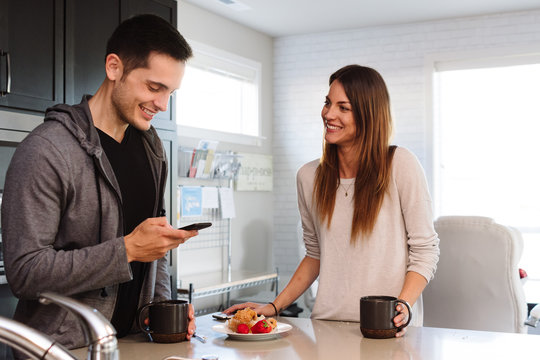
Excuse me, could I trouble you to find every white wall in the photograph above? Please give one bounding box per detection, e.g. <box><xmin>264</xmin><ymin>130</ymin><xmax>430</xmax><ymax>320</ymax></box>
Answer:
<box><xmin>273</xmin><ymin>10</ymin><xmax>540</xmax><ymax>275</ymax></box>
<box><xmin>176</xmin><ymin>2</ymin><xmax>275</xmax><ymax>281</ymax></box>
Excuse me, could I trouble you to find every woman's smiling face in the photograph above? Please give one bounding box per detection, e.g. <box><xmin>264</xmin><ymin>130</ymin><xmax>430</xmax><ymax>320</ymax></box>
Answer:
<box><xmin>321</xmin><ymin>80</ymin><xmax>356</xmax><ymax>148</ymax></box>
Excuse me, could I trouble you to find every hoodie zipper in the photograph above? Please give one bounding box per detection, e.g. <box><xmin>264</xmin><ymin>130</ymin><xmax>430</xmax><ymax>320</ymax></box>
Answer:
<box><xmin>93</xmin><ymin>155</ymin><xmax>124</xmax><ymax>304</ymax></box>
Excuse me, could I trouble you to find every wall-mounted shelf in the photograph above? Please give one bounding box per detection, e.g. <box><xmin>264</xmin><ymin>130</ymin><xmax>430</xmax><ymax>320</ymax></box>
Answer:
<box><xmin>178</xmin><ymin>270</ymin><xmax>278</xmax><ymax>306</ymax></box>
<box><xmin>178</xmin><ymin>146</ymin><xmax>241</xmax><ymax>180</ymax></box>
<box><xmin>176</xmin><ymin>157</ymin><xmax>277</xmax><ymax>315</ymax></box>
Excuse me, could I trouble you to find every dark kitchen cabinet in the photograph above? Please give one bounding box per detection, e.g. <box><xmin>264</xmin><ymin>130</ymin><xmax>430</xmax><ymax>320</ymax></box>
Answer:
<box><xmin>156</xmin><ymin>129</ymin><xmax>178</xmax><ymax>298</ymax></box>
<box><xmin>0</xmin><ymin>0</ymin><xmax>64</xmax><ymax>113</ymax></box>
<box><xmin>122</xmin><ymin>0</ymin><xmax>178</xmax><ymax>25</ymax></box>
<box><xmin>1</xmin><ymin>0</ymin><xmax>177</xmax><ymax>130</ymax></box>
<box><xmin>64</xmin><ymin>0</ymin><xmax>121</xmax><ymax>106</ymax></box>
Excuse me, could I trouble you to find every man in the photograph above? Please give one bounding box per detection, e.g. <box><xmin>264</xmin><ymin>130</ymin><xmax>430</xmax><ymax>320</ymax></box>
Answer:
<box><xmin>1</xmin><ymin>14</ymin><xmax>196</xmax><ymax>349</ymax></box>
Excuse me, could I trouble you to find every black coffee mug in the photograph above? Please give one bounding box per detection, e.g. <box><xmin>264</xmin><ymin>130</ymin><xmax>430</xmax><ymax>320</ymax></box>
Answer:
<box><xmin>360</xmin><ymin>295</ymin><xmax>411</xmax><ymax>339</ymax></box>
<box><xmin>137</xmin><ymin>299</ymin><xmax>189</xmax><ymax>343</ymax></box>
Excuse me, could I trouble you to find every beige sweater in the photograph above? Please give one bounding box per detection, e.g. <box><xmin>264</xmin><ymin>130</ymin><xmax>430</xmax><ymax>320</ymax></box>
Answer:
<box><xmin>297</xmin><ymin>147</ymin><xmax>439</xmax><ymax>326</ymax></box>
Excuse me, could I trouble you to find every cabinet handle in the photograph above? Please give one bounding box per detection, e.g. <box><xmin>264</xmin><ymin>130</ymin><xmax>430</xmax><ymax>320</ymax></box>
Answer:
<box><xmin>1</xmin><ymin>50</ymin><xmax>11</xmax><ymax>97</ymax></box>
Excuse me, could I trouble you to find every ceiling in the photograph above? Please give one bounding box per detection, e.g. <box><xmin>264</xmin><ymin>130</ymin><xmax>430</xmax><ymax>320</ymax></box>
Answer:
<box><xmin>182</xmin><ymin>0</ymin><xmax>540</xmax><ymax>37</ymax></box>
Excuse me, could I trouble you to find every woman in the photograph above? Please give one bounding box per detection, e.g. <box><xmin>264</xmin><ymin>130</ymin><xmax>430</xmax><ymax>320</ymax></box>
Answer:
<box><xmin>225</xmin><ymin>65</ymin><xmax>439</xmax><ymax>337</ymax></box>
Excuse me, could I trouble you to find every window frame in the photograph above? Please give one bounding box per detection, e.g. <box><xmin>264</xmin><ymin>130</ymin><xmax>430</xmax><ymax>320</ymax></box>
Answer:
<box><xmin>426</xmin><ymin>46</ymin><xmax>540</xmax><ymax>280</ymax></box>
<box><xmin>176</xmin><ymin>40</ymin><xmax>264</xmax><ymax>147</ymax></box>
<box><xmin>425</xmin><ymin>46</ymin><xmax>540</xmax><ymax>215</ymax></box>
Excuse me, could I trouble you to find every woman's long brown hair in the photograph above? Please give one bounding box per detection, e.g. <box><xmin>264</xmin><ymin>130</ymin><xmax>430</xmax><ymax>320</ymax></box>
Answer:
<box><xmin>314</xmin><ymin>65</ymin><xmax>395</xmax><ymax>242</ymax></box>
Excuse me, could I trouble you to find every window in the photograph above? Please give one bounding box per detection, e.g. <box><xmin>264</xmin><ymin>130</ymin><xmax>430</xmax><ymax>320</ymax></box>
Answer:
<box><xmin>433</xmin><ymin>55</ymin><xmax>540</xmax><ymax>278</ymax></box>
<box><xmin>176</xmin><ymin>41</ymin><xmax>262</xmax><ymax>145</ymax></box>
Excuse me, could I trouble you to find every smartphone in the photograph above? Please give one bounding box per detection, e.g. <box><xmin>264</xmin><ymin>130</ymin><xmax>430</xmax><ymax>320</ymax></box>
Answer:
<box><xmin>179</xmin><ymin>222</ymin><xmax>212</xmax><ymax>231</ymax></box>
<box><xmin>212</xmin><ymin>313</ymin><xmax>231</xmax><ymax>321</ymax></box>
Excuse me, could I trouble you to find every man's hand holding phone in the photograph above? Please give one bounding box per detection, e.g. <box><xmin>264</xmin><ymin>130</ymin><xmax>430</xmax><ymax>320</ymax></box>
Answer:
<box><xmin>125</xmin><ymin>218</ymin><xmax>210</xmax><ymax>262</ymax></box>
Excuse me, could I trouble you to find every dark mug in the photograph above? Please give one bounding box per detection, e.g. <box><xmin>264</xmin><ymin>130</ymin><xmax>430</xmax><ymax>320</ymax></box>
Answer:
<box><xmin>360</xmin><ymin>295</ymin><xmax>411</xmax><ymax>339</ymax></box>
<box><xmin>136</xmin><ymin>300</ymin><xmax>189</xmax><ymax>343</ymax></box>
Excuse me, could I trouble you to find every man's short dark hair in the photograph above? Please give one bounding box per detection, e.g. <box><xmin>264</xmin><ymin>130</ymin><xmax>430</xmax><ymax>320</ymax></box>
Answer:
<box><xmin>106</xmin><ymin>14</ymin><xmax>193</xmax><ymax>76</ymax></box>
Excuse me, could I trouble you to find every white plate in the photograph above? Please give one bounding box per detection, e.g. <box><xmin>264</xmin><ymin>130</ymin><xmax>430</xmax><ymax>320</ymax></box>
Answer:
<box><xmin>212</xmin><ymin>322</ymin><xmax>293</xmax><ymax>341</ymax></box>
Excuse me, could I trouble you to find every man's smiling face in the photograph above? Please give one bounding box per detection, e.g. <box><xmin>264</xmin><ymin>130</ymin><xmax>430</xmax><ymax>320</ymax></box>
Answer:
<box><xmin>111</xmin><ymin>52</ymin><xmax>185</xmax><ymax>131</ymax></box>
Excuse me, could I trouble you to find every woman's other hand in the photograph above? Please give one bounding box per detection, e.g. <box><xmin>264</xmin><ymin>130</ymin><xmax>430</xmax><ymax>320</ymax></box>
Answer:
<box><xmin>223</xmin><ymin>302</ymin><xmax>277</xmax><ymax>317</ymax></box>
<box><xmin>393</xmin><ymin>302</ymin><xmax>409</xmax><ymax>337</ymax></box>
<box><xmin>186</xmin><ymin>303</ymin><xmax>196</xmax><ymax>340</ymax></box>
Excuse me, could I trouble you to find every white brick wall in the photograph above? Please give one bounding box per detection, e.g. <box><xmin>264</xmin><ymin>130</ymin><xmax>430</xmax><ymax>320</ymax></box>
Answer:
<box><xmin>273</xmin><ymin>10</ymin><xmax>540</xmax><ymax>275</ymax></box>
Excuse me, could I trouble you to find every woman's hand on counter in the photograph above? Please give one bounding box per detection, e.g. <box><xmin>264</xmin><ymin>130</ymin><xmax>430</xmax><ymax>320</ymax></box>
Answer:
<box><xmin>187</xmin><ymin>303</ymin><xmax>196</xmax><ymax>340</ymax></box>
<box><xmin>223</xmin><ymin>302</ymin><xmax>276</xmax><ymax>317</ymax></box>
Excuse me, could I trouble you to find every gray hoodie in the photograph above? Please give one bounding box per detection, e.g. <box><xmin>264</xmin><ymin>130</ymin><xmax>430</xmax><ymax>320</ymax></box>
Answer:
<box><xmin>1</xmin><ymin>96</ymin><xmax>171</xmax><ymax>349</ymax></box>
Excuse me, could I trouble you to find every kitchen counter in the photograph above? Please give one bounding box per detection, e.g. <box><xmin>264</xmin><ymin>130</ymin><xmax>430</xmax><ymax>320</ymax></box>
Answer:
<box><xmin>71</xmin><ymin>314</ymin><xmax>538</xmax><ymax>359</ymax></box>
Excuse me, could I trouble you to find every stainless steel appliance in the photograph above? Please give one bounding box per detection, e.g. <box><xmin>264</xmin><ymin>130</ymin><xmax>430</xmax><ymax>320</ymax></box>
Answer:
<box><xmin>0</xmin><ymin>126</ymin><xmax>30</xmax><ymax>285</ymax></box>
<box><xmin>1</xmin><ymin>102</ymin><xmax>43</xmax><ymax>360</ymax></box>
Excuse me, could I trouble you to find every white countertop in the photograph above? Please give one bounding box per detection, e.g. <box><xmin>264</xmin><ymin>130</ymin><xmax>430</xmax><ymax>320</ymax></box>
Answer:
<box><xmin>71</xmin><ymin>314</ymin><xmax>539</xmax><ymax>359</ymax></box>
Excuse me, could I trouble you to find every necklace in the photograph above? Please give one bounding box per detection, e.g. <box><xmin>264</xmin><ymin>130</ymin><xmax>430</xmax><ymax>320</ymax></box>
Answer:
<box><xmin>340</xmin><ymin>182</ymin><xmax>354</xmax><ymax>197</ymax></box>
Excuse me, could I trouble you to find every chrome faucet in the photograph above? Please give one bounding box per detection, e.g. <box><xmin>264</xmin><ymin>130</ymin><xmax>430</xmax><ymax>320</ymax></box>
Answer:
<box><xmin>39</xmin><ymin>292</ymin><xmax>119</xmax><ymax>360</ymax></box>
<box><xmin>0</xmin><ymin>292</ymin><xmax>118</xmax><ymax>359</ymax></box>
<box><xmin>0</xmin><ymin>316</ymin><xmax>77</xmax><ymax>360</ymax></box>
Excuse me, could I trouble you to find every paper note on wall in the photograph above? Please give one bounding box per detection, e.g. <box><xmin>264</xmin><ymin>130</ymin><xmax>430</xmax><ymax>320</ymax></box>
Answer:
<box><xmin>180</xmin><ymin>186</ymin><xmax>203</xmax><ymax>217</ymax></box>
<box><xmin>219</xmin><ymin>187</ymin><xmax>236</xmax><ymax>219</ymax></box>
<box><xmin>236</xmin><ymin>153</ymin><xmax>273</xmax><ymax>191</ymax></box>
<box><xmin>202</xmin><ymin>187</ymin><xmax>219</xmax><ymax>208</ymax></box>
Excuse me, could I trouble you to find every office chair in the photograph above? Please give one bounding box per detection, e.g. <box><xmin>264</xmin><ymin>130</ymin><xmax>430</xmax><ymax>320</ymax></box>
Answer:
<box><xmin>423</xmin><ymin>216</ymin><xmax>527</xmax><ymax>333</ymax></box>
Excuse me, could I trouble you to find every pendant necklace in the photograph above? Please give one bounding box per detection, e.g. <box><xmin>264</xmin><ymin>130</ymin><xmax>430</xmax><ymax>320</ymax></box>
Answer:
<box><xmin>340</xmin><ymin>182</ymin><xmax>354</xmax><ymax>197</ymax></box>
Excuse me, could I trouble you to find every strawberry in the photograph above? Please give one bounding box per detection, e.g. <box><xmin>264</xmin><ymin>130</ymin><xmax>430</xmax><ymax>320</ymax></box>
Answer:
<box><xmin>237</xmin><ymin>324</ymin><xmax>249</xmax><ymax>334</ymax></box>
<box><xmin>250</xmin><ymin>319</ymin><xmax>272</xmax><ymax>334</ymax></box>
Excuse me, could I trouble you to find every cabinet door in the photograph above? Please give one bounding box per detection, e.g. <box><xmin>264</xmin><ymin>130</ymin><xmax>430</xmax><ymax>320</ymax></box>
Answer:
<box><xmin>121</xmin><ymin>0</ymin><xmax>177</xmax><ymax>28</ymax></box>
<box><xmin>156</xmin><ymin>129</ymin><xmax>178</xmax><ymax>299</ymax></box>
<box><xmin>64</xmin><ymin>0</ymin><xmax>121</xmax><ymax>105</ymax></box>
<box><xmin>0</xmin><ymin>0</ymin><xmax>63</xmax><ymax>113</ymax></box>
<box><xmin>156</xmin><ymin>129</ymin><xmax>178</xmax><ymax>235</ymax></box>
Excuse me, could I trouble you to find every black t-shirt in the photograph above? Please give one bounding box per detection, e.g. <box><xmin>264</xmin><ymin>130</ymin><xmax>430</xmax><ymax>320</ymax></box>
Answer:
<box><xmin>98</xmin><ymin>125</ymin><xmax>156</xmax><ymax>338</ymax></box>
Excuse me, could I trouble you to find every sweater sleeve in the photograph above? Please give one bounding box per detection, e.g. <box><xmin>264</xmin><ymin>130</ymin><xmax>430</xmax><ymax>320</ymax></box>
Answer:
<box><xmin>394</xmin><ymin>148</ymin><xmax>440</xmax><ymax>282</ymax></box>
<box><xmin>297</xmin><ymin>161</ymin><xmax>321</xmax><ymax>260</ymax></box>
<box><xmin>2</xmin><ymin>133</ymin><xmax>132</xmax><ymax>299</ymax></box>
